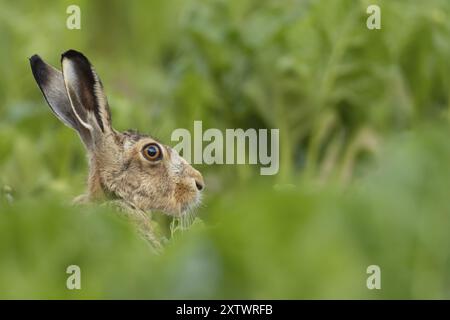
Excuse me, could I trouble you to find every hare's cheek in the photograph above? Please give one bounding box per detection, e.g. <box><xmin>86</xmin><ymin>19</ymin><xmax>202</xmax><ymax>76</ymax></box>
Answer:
<box><xmin>173</xmin><ymin>182</ymin><xmax>196</xmax><ymax>205</ymax></box>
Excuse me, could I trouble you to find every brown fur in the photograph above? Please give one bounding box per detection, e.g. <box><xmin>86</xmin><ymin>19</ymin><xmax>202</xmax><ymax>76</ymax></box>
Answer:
<box><xmin>88</xmin><ymin>130</ymin><xmax>204</xmax><ymax>216</ymax></box>
<box><xmin>30</xmin><ymin>50</ymin><xmax>204</xmax><ymax>250</ymax></box>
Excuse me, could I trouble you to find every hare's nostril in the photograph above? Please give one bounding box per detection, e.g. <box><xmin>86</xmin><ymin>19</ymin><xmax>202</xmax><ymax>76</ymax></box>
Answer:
<box><xmin>195</xmin><ymin>179</ymin><xmax>204</xmax><ymax>191</ymax></box>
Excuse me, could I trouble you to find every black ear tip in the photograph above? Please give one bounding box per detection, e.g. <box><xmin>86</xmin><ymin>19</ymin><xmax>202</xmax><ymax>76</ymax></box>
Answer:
<box><xmin>29</xmin><ymin>54</ymin><xmax>48</xmax><ymax>83</ymax></box>
<box><xmin>30</xmin><ymin>54</ymin><xmax>45</xmax><ymax>81</ymax></box>
<box><xmin>61</xmin><ymin>49</ymin><xmax>88</xmax><ymax>62</ymax></box>
<box><xmin>29</xmin><ymin>54</ymin><xmax>43</xmax><ymax>67</ymax></box>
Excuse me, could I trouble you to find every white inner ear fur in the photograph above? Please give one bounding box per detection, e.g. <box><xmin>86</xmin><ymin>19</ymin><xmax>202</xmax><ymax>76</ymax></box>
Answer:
<box><xmin>62</xmin><ymin>59</ymin><xmax>93</xmax><ymax>132</ymax></box>
<box><xmin>92</xmin><ymin>67</ymin><xmax>110</xmax><ymax>130</ymax></box>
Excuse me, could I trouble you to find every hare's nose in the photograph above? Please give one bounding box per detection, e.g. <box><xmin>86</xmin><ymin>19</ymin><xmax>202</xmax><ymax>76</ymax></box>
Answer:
<box><xmin>191</xmin><ymin>170</ymin><xmax>204</xmax><ymax>191</ymax></box>
<box><xmin>195</xmin><ymin>178</ymin><xmax>204</xmax><ymax>191</ymax></box>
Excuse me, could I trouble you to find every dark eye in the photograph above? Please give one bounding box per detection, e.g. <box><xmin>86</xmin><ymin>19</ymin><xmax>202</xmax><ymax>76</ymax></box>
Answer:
<box><xmin>142</xmin><ymin>143</ymin><xmax>162</xmax><ymax>161</ymax></box>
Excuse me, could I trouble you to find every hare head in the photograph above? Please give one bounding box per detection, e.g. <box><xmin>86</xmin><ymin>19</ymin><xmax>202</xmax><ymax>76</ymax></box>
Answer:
<box><xmin>30</xmin><ymin>50</ymin><xmax>204</xmax><ymax>216</ymax></box>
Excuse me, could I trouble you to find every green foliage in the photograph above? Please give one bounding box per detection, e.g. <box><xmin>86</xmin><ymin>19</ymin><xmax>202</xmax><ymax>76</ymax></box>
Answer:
<box><xmin>0</xmin><ymin>0</ymin><xmax>449</xmax><ymax>298</ymax></box>
<box><xmin>1</xmin><ymin>127</ymin><xmax>449</xmax><ymax>299</ymax></box>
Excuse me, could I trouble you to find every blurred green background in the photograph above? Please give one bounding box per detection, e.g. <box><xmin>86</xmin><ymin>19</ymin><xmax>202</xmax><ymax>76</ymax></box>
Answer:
<box><xmin>1</xmin><ymin>0</ymin><xmax>450</xmax><ymax>299</ymax></box>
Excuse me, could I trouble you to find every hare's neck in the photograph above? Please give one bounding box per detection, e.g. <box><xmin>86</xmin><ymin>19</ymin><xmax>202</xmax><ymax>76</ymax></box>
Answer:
<box><xmin>87</xmin><ymin>155</ymin><xmax>107</xmax><ymax>201</ymax></box>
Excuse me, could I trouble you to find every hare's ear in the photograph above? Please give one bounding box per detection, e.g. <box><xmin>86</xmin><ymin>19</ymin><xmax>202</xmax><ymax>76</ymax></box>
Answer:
<box><xmin>61</xmin><ymin>50</ymin><xmax>112</xmax><ymax>138</ymax></box>
<box><xmin>29</xmin><ymin>54</ymin><xmax>93</xmax><ymax>149</ymax></box>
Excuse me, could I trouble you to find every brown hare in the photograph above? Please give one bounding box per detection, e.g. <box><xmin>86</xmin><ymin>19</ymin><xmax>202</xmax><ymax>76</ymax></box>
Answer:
<box><xmin>29</xmin><ymin>50</ymin><xmax>204</xmax><ymax>251</ymax></box>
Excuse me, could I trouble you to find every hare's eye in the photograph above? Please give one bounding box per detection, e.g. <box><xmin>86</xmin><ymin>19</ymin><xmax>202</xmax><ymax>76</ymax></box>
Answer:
<box><xmin>143</xmin><ymin>143</ymin><xmax>162</xmax><ymax>161</ymax></box>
